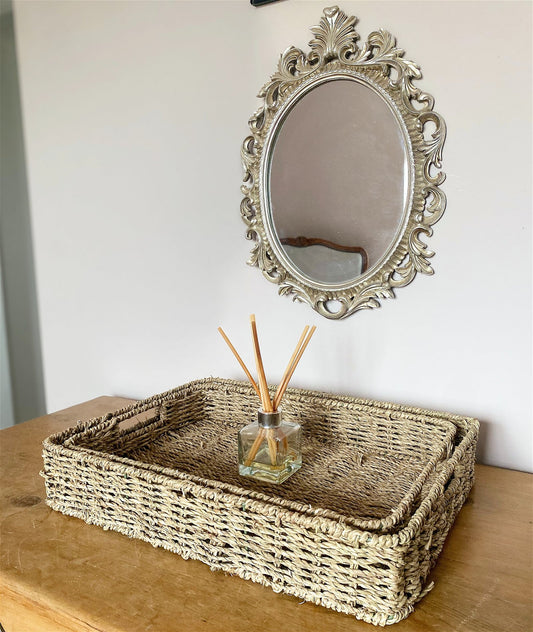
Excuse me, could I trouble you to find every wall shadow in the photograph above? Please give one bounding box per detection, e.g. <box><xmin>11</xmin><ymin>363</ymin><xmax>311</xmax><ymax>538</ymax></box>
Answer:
<box><xmin>475</xmin><ymin>418</ymin><xmax>489</xmax><ymax>464</ymax></box>
<box><xmin>0</xmin><ymin>1</ymin><xmax>46</xmax><ymax>424</ymax></box>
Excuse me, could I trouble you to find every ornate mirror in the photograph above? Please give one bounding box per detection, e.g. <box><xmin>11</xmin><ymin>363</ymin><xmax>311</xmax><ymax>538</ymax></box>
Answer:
<box><xmin>241</xmin><ymin>6</ymin><xmax>446</xmax><ymax>319</ymax></box>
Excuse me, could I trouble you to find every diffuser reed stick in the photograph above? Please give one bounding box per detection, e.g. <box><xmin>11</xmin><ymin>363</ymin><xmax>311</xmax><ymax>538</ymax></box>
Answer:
<box><xmin>217</xmin><ymin>327</ymin><xmax>261</xmax><ymax>399</ymax></box>
<box><xmin>272</xmin><ymin>325</ymin><xmax>309</xmax><ymax>411</ymax></box>
<box><xmin>250</xmin><ymin>314</ymin><xmax>277</xmax><ymax>464</ymax></box>
<box><xmin>273</xmin><ymin>326</ymin><xmax>316</xmax><ymax>411</ymax></box>
<box><xmin>250</xmin><ymin>314</ymin><xmax>273</xmax><ymax>413</ymax></box>
<box><xmin>244</xmin><ymin>428</ymin><xmax>266</xmax><ymax>467</ymax></box>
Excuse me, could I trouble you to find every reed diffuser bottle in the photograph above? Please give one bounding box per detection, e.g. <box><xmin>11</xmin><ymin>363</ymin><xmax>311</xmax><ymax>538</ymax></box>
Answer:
<box><xmin>218</xmin><ymin>314</ymin><xmax>315</xmax><ymax>485</ymax></box>
<box><xmin>238</xmin><ymin>410</ymin><xmax>301</xmax><ymax>484</ymax></box>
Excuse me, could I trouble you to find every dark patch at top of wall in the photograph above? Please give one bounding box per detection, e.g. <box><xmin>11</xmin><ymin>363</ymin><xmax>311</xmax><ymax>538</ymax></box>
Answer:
<box><xmin>251</xmin><ymin>0</ymin><xmax>282</xmax><ymax>6</ymax></box>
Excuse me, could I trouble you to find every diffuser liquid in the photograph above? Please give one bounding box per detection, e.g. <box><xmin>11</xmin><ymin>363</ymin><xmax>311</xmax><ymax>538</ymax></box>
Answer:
<box><xmin>238</xmin><ymin>420</ymin><xmax>302</xmax><ymax>485</ymax></box>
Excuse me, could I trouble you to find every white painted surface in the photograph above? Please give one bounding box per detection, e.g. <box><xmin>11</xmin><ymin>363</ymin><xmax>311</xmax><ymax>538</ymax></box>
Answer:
<box><xmin>13</xmin><ymin>1</ymin><xmax>532</xmax><ymax>471</ymax></box>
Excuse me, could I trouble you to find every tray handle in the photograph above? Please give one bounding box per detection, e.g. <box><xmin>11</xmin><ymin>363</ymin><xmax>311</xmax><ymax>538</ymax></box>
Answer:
<box><xmin>69</xmin><ymin>402</ymin><xmax>163</xmax><ymax>443</ymax></box>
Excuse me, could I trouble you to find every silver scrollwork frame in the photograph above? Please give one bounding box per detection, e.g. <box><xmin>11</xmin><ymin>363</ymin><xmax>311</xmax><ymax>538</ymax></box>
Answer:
<box><xmin>241</xmin><ymin>6</ymin><xmax>446</xmax><ymax>319</ymax></box>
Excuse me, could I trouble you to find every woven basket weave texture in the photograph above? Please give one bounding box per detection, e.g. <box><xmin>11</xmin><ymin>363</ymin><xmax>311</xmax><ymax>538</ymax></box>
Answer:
<box><xmin>42</xmin><ymin>378</ymin><xmax>478</xmax><ymax>626</ymax></box>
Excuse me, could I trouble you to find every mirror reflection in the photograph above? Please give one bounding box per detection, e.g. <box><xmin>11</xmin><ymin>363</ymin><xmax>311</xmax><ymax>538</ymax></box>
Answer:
<box><xmin>269</xmin><ymin>78</ymin><xmax>409</xmax><ymax>285</ymax></box>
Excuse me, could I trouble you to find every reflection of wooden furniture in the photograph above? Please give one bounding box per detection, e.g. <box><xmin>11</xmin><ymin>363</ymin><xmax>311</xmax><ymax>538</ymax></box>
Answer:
<box><xmin>280</xmin><ymin>236</ymin><xmax>368</xmax><ymax>272</ymax></box>
<box><xmin>1</xmin><ymin>398</ymin><xmax>532</xmax><ymax>632</ymax></box>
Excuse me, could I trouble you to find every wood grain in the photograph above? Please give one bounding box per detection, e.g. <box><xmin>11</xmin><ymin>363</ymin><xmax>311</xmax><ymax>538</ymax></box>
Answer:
<box><xmin>1</xmin><ymin>397</ymin><xmax>532</xmax><ymax>632</ymax></box>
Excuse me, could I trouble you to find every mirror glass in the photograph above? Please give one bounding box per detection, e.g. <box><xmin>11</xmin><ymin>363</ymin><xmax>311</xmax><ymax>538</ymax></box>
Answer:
<box><xmin>268</xmin><ymin>78</ymin><xmax>409</xmax><ymax>285</ymax></box>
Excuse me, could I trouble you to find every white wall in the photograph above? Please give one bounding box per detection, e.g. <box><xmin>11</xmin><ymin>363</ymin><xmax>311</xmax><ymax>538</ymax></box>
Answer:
<box><xmin>13</xmin><ymin>1</ymin><xmax>532</xmax><ymax>472</ymax></box>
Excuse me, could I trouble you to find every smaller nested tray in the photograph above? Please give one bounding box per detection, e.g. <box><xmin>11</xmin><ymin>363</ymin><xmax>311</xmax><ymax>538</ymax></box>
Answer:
<box><xmin>42</xmin><ymin>378</ymin><xmax>478</xmax><ymax>626</ymax></box>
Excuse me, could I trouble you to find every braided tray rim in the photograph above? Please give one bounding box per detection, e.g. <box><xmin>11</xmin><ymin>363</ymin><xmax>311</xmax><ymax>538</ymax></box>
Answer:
<box><xmin>42</xmin><ymin>378</ymin><xmax>479</xmax><ymax>626</ymax></box>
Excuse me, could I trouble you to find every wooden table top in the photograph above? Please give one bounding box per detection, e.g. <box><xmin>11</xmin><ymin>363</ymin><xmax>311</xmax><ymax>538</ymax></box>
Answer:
<box><xmin>1</xmin><ymin>397</ymin><xmax>532</xmax><ymax>632</ymax></box>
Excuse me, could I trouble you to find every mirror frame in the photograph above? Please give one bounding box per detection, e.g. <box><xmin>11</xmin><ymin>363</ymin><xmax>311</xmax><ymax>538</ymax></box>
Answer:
<box><xmin>241</xmin><ymin>6</ymin><xmax>446</xmax><ymax>319</ymax></box>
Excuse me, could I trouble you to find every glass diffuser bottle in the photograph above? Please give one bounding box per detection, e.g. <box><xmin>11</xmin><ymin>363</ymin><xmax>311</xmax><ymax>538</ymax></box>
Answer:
<box><xmin>238</xmin><ymin>409</ymin><xmax>301</xmax><ymax>484</ymax></box>
<box><xmin>219</xmin><ymin>314</ymin><xmax>315</xmax><ymax>485</ymax></box>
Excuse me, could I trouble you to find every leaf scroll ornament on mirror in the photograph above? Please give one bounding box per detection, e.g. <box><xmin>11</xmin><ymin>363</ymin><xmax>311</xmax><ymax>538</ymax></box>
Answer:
<box><xmin>240</xmin><ymin>6</ymin><xmax>446</xmax><ymax>319</ymax></box>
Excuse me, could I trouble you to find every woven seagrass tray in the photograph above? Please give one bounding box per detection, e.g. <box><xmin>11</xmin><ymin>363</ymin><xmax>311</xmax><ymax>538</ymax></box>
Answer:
<box><xmin>42</xmin><ymin>378</ymin><xmax>479</xmax><ymax>626</ymax></box>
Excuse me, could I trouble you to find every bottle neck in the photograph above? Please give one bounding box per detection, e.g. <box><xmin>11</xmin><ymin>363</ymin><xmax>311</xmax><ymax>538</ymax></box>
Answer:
<box><xmin>258</xmin><ymin>409</ymin><xmax>281</xmax><ymax>428</ymax></box>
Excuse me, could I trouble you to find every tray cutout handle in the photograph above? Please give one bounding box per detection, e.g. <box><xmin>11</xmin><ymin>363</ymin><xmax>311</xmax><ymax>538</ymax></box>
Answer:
<box><xmin>65</xmin><ymin>405</ymin><xmax>162</xmax><ymax>450</ymax></box>
<box><xmin>113</xmin><ymin>407</ymin><xmax>161</xmax><ymax>431</ymax></box>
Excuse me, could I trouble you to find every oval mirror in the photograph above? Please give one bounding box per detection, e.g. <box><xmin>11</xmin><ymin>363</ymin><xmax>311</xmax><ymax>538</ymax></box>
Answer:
<box><xmin>268</xmin><ymin>77</ymin><xmax>409</xmax><ymax>286</ymax></box>
<box><xmin>241</xmin><ymin>6</ymin><xmax>446</xmax><ymax>319</ymax></box>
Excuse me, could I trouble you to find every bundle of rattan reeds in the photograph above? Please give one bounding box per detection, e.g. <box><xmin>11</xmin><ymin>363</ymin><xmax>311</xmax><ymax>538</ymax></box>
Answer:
<box><xmin>218</xmin><ymin>315</ymin><xmax>315</xmax><ymax>466</ymax></box>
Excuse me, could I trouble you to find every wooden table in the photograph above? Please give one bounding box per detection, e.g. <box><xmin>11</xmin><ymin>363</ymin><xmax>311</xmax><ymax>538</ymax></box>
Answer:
<box><xmin>1</xmin><ymin>398</ymin><xmax>532</xmax><ymax>632</ymax></box>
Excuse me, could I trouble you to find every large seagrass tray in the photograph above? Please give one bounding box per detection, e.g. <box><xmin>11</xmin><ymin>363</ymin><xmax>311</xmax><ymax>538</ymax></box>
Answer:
<box><xmin>42</xmin><ymin>378</ymin><xmax>479</xmax><ymax>626</ymax></box>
